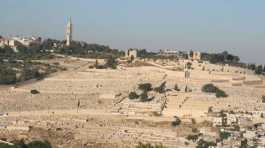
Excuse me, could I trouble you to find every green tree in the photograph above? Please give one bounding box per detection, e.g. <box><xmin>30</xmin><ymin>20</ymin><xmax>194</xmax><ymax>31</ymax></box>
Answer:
<box><xmin>248</xmin><ymin>64</ymin><xmax>256</xmax><ymax>71</ymax></box>
<box><xmin>202</xmin><ymin>84</ymin><xmax>228</xmax><ymax>98</ymax></box>
<box><xmin>255</xmin><ymin>65</ymin><xmax>263</xmax><ymax>75</ymax></box>
<box><xmin>219</xmin><ymin>131</ymin><xmax>231</xmax><ymax>141</ymax></box>
<box><xmin>216</xmin><ymin>89</ymin><xmax>228</xmax><ymax>98</ymax></box>
<box><xmin>202</xmin><ymin>84</ymin><xmax>219</xmax><ymax>93</ymax></box>
<box><xmin>129</xmin><ymin>92</ymin><xmax>139</xmax><ymax>100</ymax></box>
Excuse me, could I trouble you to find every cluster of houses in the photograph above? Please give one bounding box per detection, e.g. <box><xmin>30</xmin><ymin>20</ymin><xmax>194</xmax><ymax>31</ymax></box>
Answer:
<box><xmin>0</xmin><ymin>36</ymin><xmax>41</xmax><ymax>52</ymax></box>
<box><xmin>208</xmin><ymin>110</ymin><xmax>265</xmax><ymax>147</ymax></box>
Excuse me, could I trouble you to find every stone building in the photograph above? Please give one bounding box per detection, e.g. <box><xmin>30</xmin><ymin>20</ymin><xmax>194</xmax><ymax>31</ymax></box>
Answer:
<box><xmin>189</xmin><ymin>51</ymin><xmax>201</xmax><ymax>60</ymax></box>
<box><xmin>193</xmin><ymin>51</ymin><xmax>201</xmax><ymax>60</ymax></box>
<box><xmin>125</xmin><ymin>49</ymin><xmax>137</xmax><ymax>61</ymax></box>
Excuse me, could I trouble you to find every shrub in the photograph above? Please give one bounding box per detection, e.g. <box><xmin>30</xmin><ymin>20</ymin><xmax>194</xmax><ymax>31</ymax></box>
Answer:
<box><xmin>31</xmin><ymin>89</ymin><xmax>40</xmax><ymax>94</ymax></box>
<box><xmin>255</xmin><ymin>65</ymin><xmax>263</xmax><ymax>75</ymax></box>
<box><xmin>233</xmin><ymin>125</ymin><xmax>240</xmax><ymax>131</ymax></box>
<box><xmin>184</xmin><ymin>86</ymin><xmax>192</xmax><ymax>92</ymax></box>
<box><xmin>140</xmin><ymin>91</ymin><xmax>151</xmax><ymax>102</ymax></box>
<box><xmin>184</xmin><ymin>142</ymin><xmax>189</xmax><ymax>146</ymax></box>
<box><xmin>136</xmin><ymin>142</ymin><xmax>167</xmax><ymax>148</ymax></box>
<box><xmin>138</xmin><ymin>83</ymin><xmax>152</xmax><ymax>92</ymax></box>
<box><xmin>208</xmin><ymin>106</ymin><xmax>213</xmax><ymax>113</ymax></box>
<box><xmin>262</xmin><ymin>95</ymin><xmax>265</xmax><ymax>103</ymax></box>
<box><xmin>154</xmin><ymin>81</ymin><xmax>166</xmax><ymax>93</ymax></box>
<box><xmin>0</xmin><ymin>143</ymin><xmax>17</xmax><ymax>148</ymax></box>
<box><xmin>192</xmin><ymin>128</ymin><xmax>199</xmax><ymax>133</ymax></box>
<box><xmin>186</xmin><ymin>62</ymin><xmax>192</xmax><ymax>69</ymax></box>
<box><xmin>240</xmin><ymin>139</ymin><xmax>248</xmax><ymax>148</ymax></box>
<box><xmin>186</xmin><ymin>134</ymin><xmax>199</xmax><ymax>142</ymax></box>
<box><xmin>191</xmin><ymin>118</ymin><xmax>197</xmax><ymax>124</ymax></box>
<box><xmin>0</xmin><ymin>68</ymin><xmax>17</xmax><ymax>84</ymax></box>
<box><xmin>216</xmin><ymin>89</ymin><xmax>228</xmax><ymax>98</ymax></box>
<box><xmin>95</xmin><ymin>65</ymin><xmax>106</xmax><ymax>69</ymax></box>
<box><xmin>94</xmin><ymin>59</ymin><xmax>99</xmax><ymax>68</ymax></box>
<box><xmin>171</xmin><ymin>116</ymin><xmax>181</xmax><ymax>127</ymax></box>
<box><xmin>0</xmin><ymin>140</ymin><xmax>52</xmax><ymax>148</ymax></box>
<box><xmin>174</xmin><ymin>84</ymin><xmax>180</xmax><ymax>91</ymax></box>
<box><xmin>129</xmin><ymin>92</ymin><xmax>139</xmax><ymax>100</ymax></box>
<box><xmin>202</xmin><ymin>84</ymin><xmax>218</xmax><ymax>93</ymax></box>
<box><xmin>105</xmin><ymin>56</ymin><xmax>118</xmax><ymax>69</ymax></box>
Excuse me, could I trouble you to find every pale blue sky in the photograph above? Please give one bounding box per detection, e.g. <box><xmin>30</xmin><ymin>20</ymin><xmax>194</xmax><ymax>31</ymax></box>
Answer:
<box><xmin>0</xmin><ymin>0</ymin><xmax>265</xmax><ymax>64</ymax></box>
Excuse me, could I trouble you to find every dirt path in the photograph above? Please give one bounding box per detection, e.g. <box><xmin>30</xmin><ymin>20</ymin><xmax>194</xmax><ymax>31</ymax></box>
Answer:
<box><xmin>7</xmin><ymin>109</ymin><xmax>174</xmax><ymax>122</ymax></box>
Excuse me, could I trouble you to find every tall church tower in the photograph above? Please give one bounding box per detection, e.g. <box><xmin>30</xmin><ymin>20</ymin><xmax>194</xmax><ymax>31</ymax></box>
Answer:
<box><xmin>65</xmin><ymin>17</ymin><xmax>73</xmax><ymax>46</ymax></box>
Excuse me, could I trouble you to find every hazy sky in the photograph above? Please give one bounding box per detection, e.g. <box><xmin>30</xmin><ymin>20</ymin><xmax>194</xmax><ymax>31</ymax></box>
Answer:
<box><xmin>0</xmin><ymin>0</ymin><xmax>265</xmax><ymax>64</ymax></box>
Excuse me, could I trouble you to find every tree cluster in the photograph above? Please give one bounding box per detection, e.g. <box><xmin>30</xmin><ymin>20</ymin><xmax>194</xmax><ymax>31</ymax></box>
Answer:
<box><xmin>201</xmin><ymin>51</ymin><xmax>240</xmax><ymax>64</ymax></box>
<box><xmin>136</xmin><ymin>142</ymin><xmax>167</xmax><ymax>148</ymax></box>
<box><xmin>129</xmin><ymin>82</ymin><xmax>167</xmax><ymax>102</ymax></box>
<box><xmin>0</xmin><ymin>61</ymin><xmax>58</xmax><ymax>85</ymax></box>
<box><xmin>41</xmin><ymin>39</ymin><xmax>124</xmax><ymax>59</ymax></box>
<box><xmin>196</xmin><ymin>139</ymin><xmax>216</xmax><ymax>148</ymax></box>
<box><xmin>0</xmin><ymin>140</ymin><xmax>52</xmax><ymax>148</ymax></box>
<box><xmin>247</xmin><ymin>64</ymin><xmax>265</xmax><ymax>75</ymax></box>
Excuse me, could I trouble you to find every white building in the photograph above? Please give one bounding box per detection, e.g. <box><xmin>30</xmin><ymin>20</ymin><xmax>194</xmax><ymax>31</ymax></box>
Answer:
<box><xmin>12</xmin><ymin>36</ymin><xmax>41</xmax><ymax>47</ymax></box>
<box><xmin>160</xmin><ymin>49</ymin><xmax>179</xmax><ymax>55</ymax></box>
<box><xmin>243</xmin><ymin>130</ymin><xmax>256</xmax><ymax>139</ymax></box>
<box><xmin>226</xmin><ymin>114</ymin><xmax>237</xmax><ymax>125</ymax></box>
<box><xmin>0</xmin><ymin>38</ymin><xmax>5</xmax><ymax>48</ymax></box>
